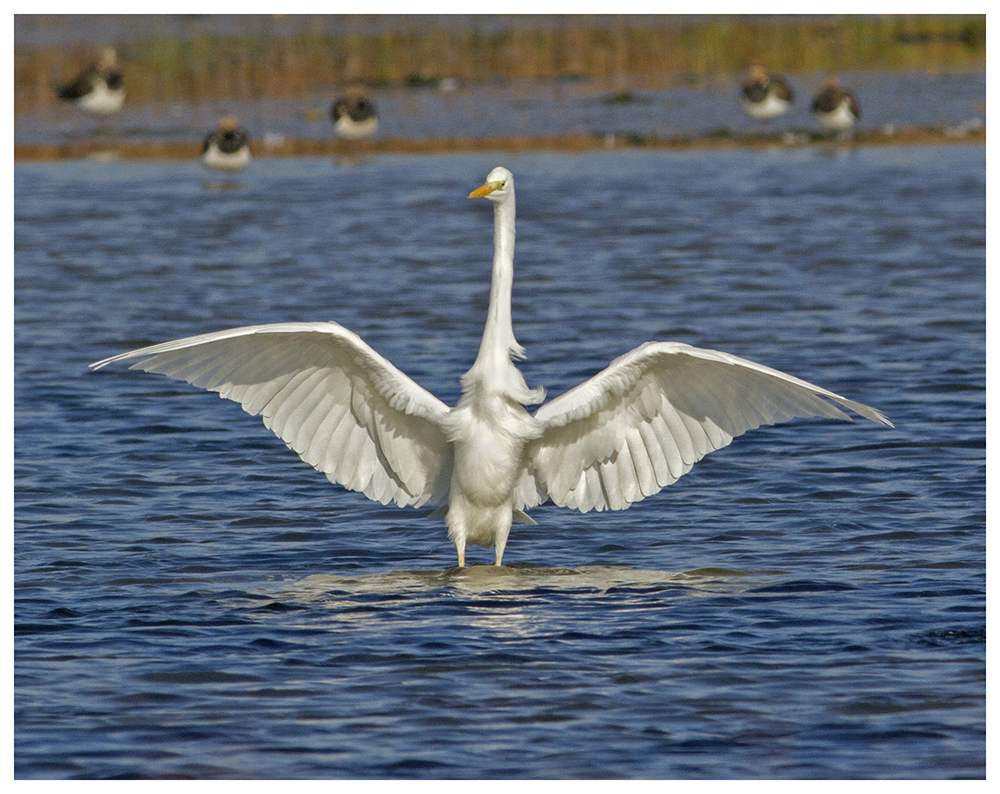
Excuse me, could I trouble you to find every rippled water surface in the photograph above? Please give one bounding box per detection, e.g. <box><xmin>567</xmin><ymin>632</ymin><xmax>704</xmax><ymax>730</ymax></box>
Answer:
<box><xmin>15</xmin><ymin>147</ymin><xmax>984</xmax><ymax>778</ymax></box>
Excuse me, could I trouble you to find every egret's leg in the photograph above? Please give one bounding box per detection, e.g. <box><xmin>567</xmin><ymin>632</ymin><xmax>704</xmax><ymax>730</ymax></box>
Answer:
<box><xmin>494</xmin><ymin>525</ymin><xmax>509</xmax><ymax>567</ymax></box>
<box><xmin>455</xmin><ymin>538</ymin><xmax>466</xmax><ymax>568</ymax></box>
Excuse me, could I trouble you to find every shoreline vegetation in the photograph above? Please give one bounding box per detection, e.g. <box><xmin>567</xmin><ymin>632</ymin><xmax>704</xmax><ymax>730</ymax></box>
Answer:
<box><xmin>17</xmin><ymin>15</ymin><xmax>984</xmax><ymax>109</ymax></box>
<box><xmin>15</xmin><ymin>15</ymin><xmax>985</xmax><ymax>160</ymax></box>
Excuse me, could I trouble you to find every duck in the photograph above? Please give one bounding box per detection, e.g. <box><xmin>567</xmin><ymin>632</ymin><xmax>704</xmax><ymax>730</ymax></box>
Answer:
<box><xmin>331</xmin><ymin>89</ymin><xmax>379</xmax><ymax>139</ymax></box>
<box><xmin>55</xmin><ymin>47</ymin><xmax>125</xmax><ymax>116</ymax></box>
<box><xmin>201</xmin><ymin>116</ymin><xmax>252</xmax><ymax>173</ymax></box>
<box><xmin>811</xmin><ymin>77</ymin><xmax>860</xmax><ymax>131</ymax></box>
<box><xmin>741</xmin><ymin>65</ymin><xmax>794</xmax><ymax>121</ymax></box>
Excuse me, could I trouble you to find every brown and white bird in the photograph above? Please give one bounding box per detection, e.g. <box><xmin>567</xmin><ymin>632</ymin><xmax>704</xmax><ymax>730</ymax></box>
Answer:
<box><xmin>55</xmin><ymin>47</ymin><xmax>125</xmax><ymax>116</ymax></box>
<box><xmin>741</xmin><ymin>65</ymin><xmax>794</xmax><ymax>121</ymax></box>
<box><xmin>201</xmin><ymin>117</ymin><xmax>251</xmax><ymax>173</ymax></box>
<box><xmin>331</xmin><ymin>89</ymin><xmax>379</xmax><ymax>139</ymax></box>
<box><xmin>811</xmin><ymin>77</ymin><xmax>860</xmax><ymax>131</ymax></box>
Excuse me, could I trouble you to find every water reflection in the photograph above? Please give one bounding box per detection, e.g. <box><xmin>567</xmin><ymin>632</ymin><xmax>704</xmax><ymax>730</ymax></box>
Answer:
<box><xmin>275</xmin><ymin>565</ymin><xmax>766</xmax><ymax>640</ymax></box>
<box><xmin>286</xmin><ymin>564</ymin><xmax>757</xmax><ymax>600</ymax></box>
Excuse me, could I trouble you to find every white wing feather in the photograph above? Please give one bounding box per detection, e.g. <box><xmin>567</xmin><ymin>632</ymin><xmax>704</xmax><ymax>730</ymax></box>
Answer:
<box><xmin>91</xmin><ymin>322</ymin><xmax>453</xmax><ymax>508</ymax></box>
<box><xmin>519</xmin><ymin>341</ymin><xmax>891</xmax><ymax>513</ymax></box>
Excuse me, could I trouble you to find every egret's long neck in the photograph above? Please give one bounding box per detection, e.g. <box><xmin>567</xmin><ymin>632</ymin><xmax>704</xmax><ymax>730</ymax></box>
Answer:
<box><xmin>476</xmin><ymin>195</ymin><xmax>521</xmax><ymax>367</ymax></box>
<box><xmin>461</xmin><ymin>189</ymin><xmax>546</xmax><ymax>407</ymax></box>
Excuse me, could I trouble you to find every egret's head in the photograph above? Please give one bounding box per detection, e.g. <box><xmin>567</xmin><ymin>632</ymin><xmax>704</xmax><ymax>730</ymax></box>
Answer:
<box><xmin>469</xmin><ymin>167</ymin><xmax>514</xmax><ymax>202</ymax></box>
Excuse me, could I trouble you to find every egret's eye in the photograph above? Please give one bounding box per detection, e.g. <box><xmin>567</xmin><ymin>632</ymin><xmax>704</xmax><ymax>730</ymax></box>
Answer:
<box><xmin>496</xmin><ymin>181</ymin><xmax>506</xmax><ymax>189</ymax></box>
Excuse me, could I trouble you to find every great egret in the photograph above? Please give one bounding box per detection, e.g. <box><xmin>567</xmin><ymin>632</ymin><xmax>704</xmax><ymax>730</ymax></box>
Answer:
<box><xmin>331</xmin><ymin>89</ymin><xmax>379</xmax><ymax>140</ymax></box>
<box><xmin>741</xmin><ymin>65</ymin><xmax>794</xmax><ymax>121</ymax></box>
<box><xmin>91</xmin><ymin>166</ymin><xmax>891</xmax><ymax>567</ymax></box>
<box><xmin>812</xmin><ymin>77</ymin><xmax>861</xmax><ymax>131</ymax></box>
<box><xmin>55</xmin><ymin>46</ymin><xmax>125</xmax><ymax>117</ymax></box>
<box><xmin>201</xmin><ymin>116</ymin><xmax>252</xmax><ymax>173</ymax></box>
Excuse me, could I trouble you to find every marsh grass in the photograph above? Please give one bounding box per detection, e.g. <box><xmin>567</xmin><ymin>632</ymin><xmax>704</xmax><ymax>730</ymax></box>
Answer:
<box><xmin>16</xmin><ymin>15</ymin><xmax>985</xmax><ymax>113</ymax></box>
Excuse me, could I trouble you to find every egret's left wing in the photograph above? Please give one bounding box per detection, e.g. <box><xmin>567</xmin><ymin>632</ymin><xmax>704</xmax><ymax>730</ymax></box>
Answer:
<box><xmin>91</xmin><ymin>321</ymin><xmax>453</xmax><ymax>508</ymax></box>
<box><xmin>517</xmin><ymin>341</ymin><xmax>890</xmax><ymax>513</ymax></box>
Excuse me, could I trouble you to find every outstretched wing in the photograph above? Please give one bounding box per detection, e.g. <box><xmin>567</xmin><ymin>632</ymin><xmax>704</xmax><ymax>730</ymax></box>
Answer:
<box><xmin>517</xmin><ymin>341</ymin><xmax>891</xmax><ymax>513</ymax></box>
<box><xmin>91</xmin><ymin>322</ymin><xmax>453</xmax><ymax>508</ymax></box>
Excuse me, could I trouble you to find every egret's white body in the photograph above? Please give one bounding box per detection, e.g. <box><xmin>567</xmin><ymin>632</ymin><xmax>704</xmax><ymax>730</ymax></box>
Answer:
<box><xmin>91</xmin><ymin>167</ymin><xmax>891</xmax><ymax>567</ymax></box>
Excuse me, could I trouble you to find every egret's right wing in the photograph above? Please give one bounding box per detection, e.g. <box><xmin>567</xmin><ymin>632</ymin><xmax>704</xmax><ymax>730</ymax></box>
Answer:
<box><xmin>518</xmin><ymin>341</ymin><xmax>890</xmax><ymax>513</ymax></box>
<box><xmin>91</xmin><ymin>322</ymin><xmax>453</xmax><ymax>508</ymax></box>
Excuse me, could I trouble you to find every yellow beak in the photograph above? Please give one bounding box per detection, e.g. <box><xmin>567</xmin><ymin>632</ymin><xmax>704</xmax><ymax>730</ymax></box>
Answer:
<box><xmin>468</xmin><ymin>182</ymin><xmax>497</xmax><ymax>199</ymax></box>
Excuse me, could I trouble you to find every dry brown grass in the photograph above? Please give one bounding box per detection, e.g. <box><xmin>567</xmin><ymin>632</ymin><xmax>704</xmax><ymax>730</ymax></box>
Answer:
<box><xmin>15</xmin><ymin>15</ymin><xmax>985</xmax><ymax>114</ymax></box>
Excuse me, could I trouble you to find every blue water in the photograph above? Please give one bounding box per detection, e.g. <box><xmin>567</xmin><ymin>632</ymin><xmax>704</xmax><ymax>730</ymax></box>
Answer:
<box><xmin>14</xmin><ymin>147</ymin><xmax>984</xmax><ymax>778</ymax></box>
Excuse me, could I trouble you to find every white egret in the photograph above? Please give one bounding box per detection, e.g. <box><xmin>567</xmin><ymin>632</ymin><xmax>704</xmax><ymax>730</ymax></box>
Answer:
<box><xmin>91</xmin><ymin>166</ymin><xmax>891</xmax><ymax>567</ymax></box>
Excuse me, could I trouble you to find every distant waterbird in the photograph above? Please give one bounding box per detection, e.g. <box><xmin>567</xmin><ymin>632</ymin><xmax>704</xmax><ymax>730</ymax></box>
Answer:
<box><xmin>201</xmin><ymin>116</ymin><xmax>252</xmax><ymax>173</ymax></box>
<box><xmin>91</xmin><ymin>167</ymin><xmax>891</xmax><ymax>568</ymax></box>
<box><xmin>55</xmin><ymin>46</ymin><xmax>125</xmax><ymax>116</ymax></box>
<box><xmin>331</xmin><ymin>89</ymin><xmax>379</xmax><ymax>139</ymax></box>
<box><xmin>403</xmin><ymin>72</ymin><xmax>459</xmax><ymax>92</ymax></box>
<box><xmin>812</xmin><ymin>76</ymin><xmax>860</xmax><ymax>132</ymax></box>
<box><xmin>741</xmin><ymin>65</ymin><xmax>794</xmax><ymax>121</ymax></box>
